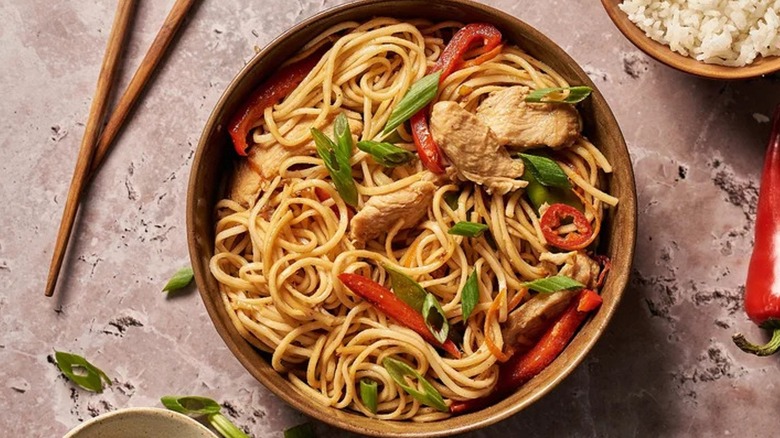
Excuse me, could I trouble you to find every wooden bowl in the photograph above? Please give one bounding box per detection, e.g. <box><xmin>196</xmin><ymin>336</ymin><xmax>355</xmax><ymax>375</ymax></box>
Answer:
<box><xmin>601</xmin><ymin>0</ymin><xmax>780</xmax><ymax>80</ymax></box>
<box><xmin>187</xmin><ymin>0</ymin><xmax>637</xmax><ymax>436</ymax></box>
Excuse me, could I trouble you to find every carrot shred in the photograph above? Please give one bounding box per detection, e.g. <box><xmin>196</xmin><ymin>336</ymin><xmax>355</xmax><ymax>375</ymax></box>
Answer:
<box><xmin>484</xmin><ymin>289</ymin><xmax>511</xmax><ymax>362</ymax></box>
<box><xmin>460</xmin><ymin>44</ymin><xmax>503</xmax><ymax>68</ymax></box>
<box><xmin>507</xmin><ymin>287</ymin><xmax>528</xmax><ymax>313</ymax></box>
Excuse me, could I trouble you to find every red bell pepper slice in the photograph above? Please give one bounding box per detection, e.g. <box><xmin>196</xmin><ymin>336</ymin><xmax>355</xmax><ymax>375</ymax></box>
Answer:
<box><xmin>733</xmin><ymin>105</ymin><xmax>780</xmax><ymax>356</ymax></box>
<box><xmin>540</xmin><ymin>203</ymin><xmax>594</xmax><ymax>251</ymax></box>
<box><xmin>228</xmin><ymin>51</ymin><xmax>322</xmax><ymax>156</ymax></box>
<box><xmin>338</xmin><ymin>273</ymin><xmax>461</xmax><ymax>358</ymax></box>
<box><xmin>449</xmin><ymin>289</ymin><xmax>602</xmax><ymax>415</ymax></box>
<box><xmin>411</xmin><ymin>23</ymin><xmax>503</xmax><ymax>174</ymax></box>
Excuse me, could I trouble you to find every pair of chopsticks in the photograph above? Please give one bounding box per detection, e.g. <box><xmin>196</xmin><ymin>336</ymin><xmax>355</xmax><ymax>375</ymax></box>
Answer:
<box><xmin>44</xmin><ymin>0</ymin><xmax>196</xmax><ymax>298</ymax></box>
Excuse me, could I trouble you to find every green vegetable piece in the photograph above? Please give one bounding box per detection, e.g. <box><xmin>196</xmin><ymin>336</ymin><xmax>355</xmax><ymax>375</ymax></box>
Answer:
<box><xmin>422</xmin><ymin>293</ymin><xmax>449</xmax><ymax>344</ymax></box>
<box><xmin>209</xmin><ymin>413</ymin><xmax>250</xmax><ymax>438</ymax></box>
<box><xmin>443</xmin><ymin>191</ymin><xmax>460</xmax><ymax>210</ymax></box>
<box><xmin>448</xmin><ymin>221</ymin><xmax>488</xmax><ymax>238</ymax></box>
<box><xmin>460</xmin><ymin>270</ymin><xmax>479</xmax><ymax>321</ymax></box>
<box><xmin>357</xmin><ymin>141</ymin><xmax>415</xmax><ymax>167</ymax></box>
<box><xmin>524</xmin><ymin>86</ymin><xmax>592</xmax><ymax>104</ymax></box>
<box><xmin>518</xmin><ymin>153</ymin><xmax>571</xmax><ymax>189</ymax></box>
<box><xmin>523</xmin><ymin>275</ymin><xmax>584</xmax><ymax>294</ymax></box>
<box><xmin>360</xmin><ymin>379</ymin><xmax>378</xmax><ymax>414</ymax></box>
<box><xmin>54</xmin><ymin>351</ymin><xmax>112</xmax><ymax>393</ymax></box>
<box><xmin>382</xmin><ymin>357</ymin><xmax>447</xmax><ymax>412</ymax></box>
<box><xmin>522</xmin><ymin>168</ymin><xmax>581</xmax><ymax>212</ymax></box>
<box><xmin>160</xmin><ymin>395</ymin><xmax>221</xmax><ymax>415</ymax></box>
<box><xmin>163</xmin><ymin>266</ymin><xmax>194</xmax><ymax>293</ymax></box>
<box><xmin>312</xmin><ymin>123</ymin><xmax>358</xmax><ymax>207</ymax></box>
<box><xmin>382</xmin><ymin>72</ymin><xmax>441</xmax><ymax>135</ymax></box>
<box><xmin>385</xmin><ymin>265</ymin><xmax>427</xmax><ymax>312</ymax></box>
<box><xmin>284</xmin><ymin>422</ymin><xmax>316</xmax><ymax>438</ymax></box>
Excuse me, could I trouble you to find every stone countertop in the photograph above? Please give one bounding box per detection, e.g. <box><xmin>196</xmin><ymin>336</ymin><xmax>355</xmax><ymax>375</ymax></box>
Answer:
<box><xmin>1</xmin><ymin>0</ymin><xmax>778</xmax><ymax>436</ymax></box>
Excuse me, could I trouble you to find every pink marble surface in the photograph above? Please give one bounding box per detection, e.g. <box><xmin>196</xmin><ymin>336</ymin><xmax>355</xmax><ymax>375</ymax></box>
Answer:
<box><xmin>1</xmin><ymin>0</ymin><xmax>779</xmax><ymax>436</ymax></box>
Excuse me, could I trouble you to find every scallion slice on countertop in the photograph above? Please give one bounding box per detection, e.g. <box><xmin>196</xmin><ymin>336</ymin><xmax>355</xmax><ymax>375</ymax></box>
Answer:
<box><xmin>360</xmin><ymin>379</ymin><xmax>378</xmax><ymax>414</ymax></box>
<box><xmin>357</xmin><ymin>141</ymin><xmax>415</xmax><ymax>167</ymax></box>
<box><xmin>448</xmin><ymin>221</ymin><xmax>488</xmax><ymax>237</ymax></box>
<box><xmin>312</xmin><ymin>116</ymin><xmax>358</xmax><ymax>207</ymax></box>
<box><xmin>161</xmin><ymin>395</ymin><xmax>249</xmax><ymax>438</ymax></box>
<box><xmin>382</xmin><ymin>71</ymin><xmax>441</xmax><ymax>135</ymax></box>
<box><xmin>163</xmin><ymin>266</ymin><xmax>194</xmax><ymax>293</ymax></box>
<box><xmin>524</xmin><ymin>86</ymin><xmax>592</xmax><ymax>104</ymax></box>
<box><xmin>460</xmin><ymin>269</ymin><xmax>479</xmax><ymax>321</ymax></box>
<box><xmin>517</xmin><ymin>153</ymin><xmax>571</xmax><ymax>189</ymax></box>
<box><xmin>382</xmin><ymin>357</ymin><xmax>447</xmax><ymax>412</ymax></box>
<box><xmin>523</xmin><ymin>275</ymin><xmax>584</xmax><ymax>294</ymax></box>
<box><xmin>422</xmin><ymin>293</ymin><xmax>449</xmax><ymax>344</ymax></box>
<box><xmin>385</xmin><ymin>265</ymin><xmax>427</xmax><ymax>312</ymax></box>
<box><xmin>54</xmin><ymin>351</ymin><xmax>112</xmax><ymax>393</ymax></box>
<box><xmin>284</xmin><ymin>423</ymin><xmax>316</xmax><ymax>438</ymax></box>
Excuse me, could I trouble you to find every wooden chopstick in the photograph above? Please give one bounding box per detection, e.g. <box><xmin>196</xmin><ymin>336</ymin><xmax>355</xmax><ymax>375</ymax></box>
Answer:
<box><xmin>44</xmin><ymin>0</ymin><xmax>137</xmax><ymax>298</ymax></box>
<box><xmin>90</xmin><ymin>0</ymin><xmax>197</xmax><ymax>176</ymax></box>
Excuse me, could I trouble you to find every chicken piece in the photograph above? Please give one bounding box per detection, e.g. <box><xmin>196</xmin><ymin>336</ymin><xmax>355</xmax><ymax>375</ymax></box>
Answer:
<box><xmin>476</xmin><ymin>86</ymin><xmax>580</xmax><ymax>149</ymax></box>
<box><xmin>228</xmin><ymin>115</ymin><xmax>363</xmax><ymax>207</ymax></box>
<box><xmin>559</xmin><ymin>252</ymin><xmax>600</xmax><ymax>289</ymax></box>
<box><xmin>502</xmin><ymin>289</ymin><xmax>577</xmax><ymax>354</ymax></box>
<box><xmin>429</xmin><ymin>101</ymin><xmax>527</xmax><ymax>195</ymax></box>
<box><xmin>349</xmin><ymin>171</ymin><xmax>440</xmax><ymax>243</ymax></box>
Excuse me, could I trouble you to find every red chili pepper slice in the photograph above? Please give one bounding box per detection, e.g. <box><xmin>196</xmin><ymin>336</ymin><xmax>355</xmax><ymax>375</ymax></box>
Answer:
<box><xmin>338</xmin><ymin>273</ymin><xmax>461</xmax><ymax>358</ymax></box>
<box><xmin>540</xmin><ymin>203</ymin><xmax>594</xmax><ymax>251</ymax></box>
<box><xmin>228</xmin><ymin>50</ymin><xmax>323</xmax><ymax>156</ymax></box>
<box><xmin>449</xmin><ymin>289</ymin><xmax>602</xmax><ymax>415</ymax></box>
<box><xmin>733</xmin><ymin>105</ymin><xmax>780</xmax><ymax>356</ymax></box>
<box><xmin>411</xmin><ymin>23</ymin><xmax>503</xmax><ymax>174</ymax></box>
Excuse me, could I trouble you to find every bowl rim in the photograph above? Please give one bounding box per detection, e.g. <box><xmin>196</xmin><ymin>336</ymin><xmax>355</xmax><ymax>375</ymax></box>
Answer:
<box><xmin>62</xmin><ymin>407</ymin><xmax>214</xmax><ymax>437</ymax></box>
<box><xmin>600</xmin><ymin>0</ymin><xmax>780</xmax><ymax>80</ymax></box>
<box><xmin>187</xmin><ymin>0</ymin><xmax>637</xmax><ymax>436</ymax></box>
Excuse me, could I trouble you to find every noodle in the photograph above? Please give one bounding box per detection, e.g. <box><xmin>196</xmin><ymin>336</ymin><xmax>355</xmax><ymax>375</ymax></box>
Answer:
<box><xmin>211</xmin><ymin>18</ymin><xmax>616</xmax><ymax>421</ymax></box>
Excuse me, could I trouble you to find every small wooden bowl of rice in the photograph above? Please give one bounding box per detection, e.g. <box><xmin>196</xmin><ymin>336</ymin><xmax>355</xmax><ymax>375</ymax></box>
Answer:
<box><xmin>602</xmin><ymin>0</ymin><xmax>780</xmax><ymax>79</ymax></box>
<box><xmin>188</xmin><ymin>0</ymin><xmax>637</xmax><ymax>436</ymax></box>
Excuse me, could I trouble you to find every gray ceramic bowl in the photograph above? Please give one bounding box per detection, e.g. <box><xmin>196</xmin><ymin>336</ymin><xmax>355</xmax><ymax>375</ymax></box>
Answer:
<box><xmin>187</xmin><ymin>0</ymin><xmax>637</xmax><ymax>436</ymax></box>
<box><xmin>63</xmin><ymin>407</ymin><xmax>214</xmax><ymax>438</ymax></box>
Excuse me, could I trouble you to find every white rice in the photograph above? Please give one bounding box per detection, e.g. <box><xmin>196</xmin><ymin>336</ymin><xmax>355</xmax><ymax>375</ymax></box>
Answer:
<box><xmin>619</xmin><ymin>0</ymin><xmax>780</xmax><ymax>66</ymax></box>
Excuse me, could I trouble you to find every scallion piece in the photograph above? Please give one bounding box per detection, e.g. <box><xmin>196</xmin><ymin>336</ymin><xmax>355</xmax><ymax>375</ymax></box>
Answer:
<box><xmin>448</xmin><ymin>221</ymin><xmax>488</xmax><ymax>238</ymax></box>
<box><xmin>312</xmin><ymin>116</ymin><xmax>358</xmax><ymax>207</ymax></box>
<box><xmin>422</xmin><ymin>293</ymin><xmax>449</xmax><ymax>344</ymax></box>
<box><xmin>163</xmin><ymin>266</ymin><xmax>194</xmax><ymax>293</ymax></box>
<box><xmin>443</xmin><ymin>191</ymin><xmax>460</xmax><ymax>210</ymax></box>
<box><xmin>382</xmin><ymin>72</ymin><xmax>441</xmax><ymax>135</ymax></box>
<box><xmin>385</xmin><ymin>265</ymin><xmax>426</xmax><ymax>312</ymax></box>
<box><xmin>460</xmin><ymin>270</ymin><xmax>479</xmax><ymax>321</ymax></box>
<box><xmin>523</xmin><ymin>275</ymin><xmax>584</xmax><ymax>294</ymax></box>
<box><xmin>360</xmin><ymin>379</ymin><xmax>378</xmax><ymax>414</ymax></box>
<box><xmin>161</xmin><ymin>395</ymin><xmax>249</xmax><ymax>438</ymax></box>
<box><xmin>54</xmin><ymin>351</ymin><xmax>112</xmax><ymax>393</ymax></box>
<box><xmin>357</xmin><ymin>141</ymin><xmax>415</xmax><ymax>167</ymax></box>
<box><xmin>284</xmin><ymin>423</ymin><xmax>316</xmax><ymax>438</ymax></box>
<box><xmin>517</xmin><ymin>153</ymin><xmax>571</xmax><ymax>189</ymax></box>
<box><xmin>382</xmin><ymin>357</ymin><xmax>447</xmax><ymax>412</ymax></box>
<box><xmin>524</xmin><ymin>86</ymin><xmax>592</xmax><ymax>104</ymax></box>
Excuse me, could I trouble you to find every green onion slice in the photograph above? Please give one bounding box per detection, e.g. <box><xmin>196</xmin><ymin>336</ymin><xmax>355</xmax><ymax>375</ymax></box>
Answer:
<box><xmin>284</xmin><ymin>423</ymin><xmax>316</xmax><ymax>438</ymax></box>
<box><xmin>460</xmin><ymin>270</ymin><xmax>479</xmax><ymax>322</ymax></box>
<box><xmin>163</xmin><ymin>266</ymin><xmax>194</xmax><ymax>293</ymax></box>
<box><xmin>524</xmin><ymin>86</ymin><xmax>592</xmax><ymax>104</ymax></box>
<box><xmin>209</xmin><ymin>413</ymin><xmax>250</xmax><ymax>438</ymax></box>
<box><xmin>357</xmin><ymin>141</ymin><xmax>414</xmax><ymax>167</ymax></box>
<box><xmin>385</xmin><ymin>265</ymin><xmax>427</xmax><ymax>312</ymax></box>
<box><xmin>422</xmin><ymin>293</ymin><xmax>449</xmax><ymax>344</ymax></box>
<box><xmin>312</xmin><ymin>121</ymin><xmax>358</xmax><ymax>207</ymax></box>
<box><xmin>448</xmin><ymin>221</ymin><xmax>488</xmax><ymax>237</ymax></box>
<box><xmin>54</xmin><ymin>351</ymin><xmax>112</xmax><ymax>393</ymax></box>
<box><xmin>382</xmin><ymin>72</ymin><xmax>441</xmax><ymax>135</ymax></box>
<box><xmin>360</xmin><ymin>379</ymin><xmax>378</xmax><ymax>414</ymax></box>
<box><xmin>382</xmin><ymin>357</ymin><xmax>447</xmax><ymax>412</ymax></box>
<box><xmin>443</xmin><ymin>191</ymin><xmax>460</xmax><ymax>210</ymax></box>
<box><xmin>517</xmin><ymin>153</ymin><xmax>571</xmax><ymax>189</ymax></box>
<box><xmin>523</xmin><ymin>275</ymin><xmax>584</xmax><ymax>294</ymax></box>
<box><xmin>160</xmin><ymin>395</ymin><xmax>222</xmax><ymax>415</ymax></box>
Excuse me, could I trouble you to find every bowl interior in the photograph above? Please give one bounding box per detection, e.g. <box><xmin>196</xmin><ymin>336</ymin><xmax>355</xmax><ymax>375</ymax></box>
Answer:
<box><xmin>187</xmin><ymin>0</ymin><xmax>637</xmax><ymax>436</ymax></box>
<box><xmin>601</xmin><ymin>0</ymin><xmax>780</xmax><ymax>79</ymax></box>
<box><xmin>63</xmin><ymin>408</ymin><xmax>214</xmax><ymax>438</ymax></box>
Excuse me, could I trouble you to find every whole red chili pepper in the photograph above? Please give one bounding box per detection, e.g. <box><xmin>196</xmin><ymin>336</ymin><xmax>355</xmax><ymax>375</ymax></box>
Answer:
<box><xmin>338</xmin><ymin>273</ymin><xmax>461</xmax><ymax>358</ymax></box>
<box><xmin>540</xmin><ymin>203</ymin><xmax>594</xmax><ymax>250</ymax></box>
<box><xmin>733</xmin><ymin>105</ymin><xmax>780</xmax><ymax>356</ymax></box>
<box><xmin>450</xmin><ymin>289</ymin><xmax>602</xmax><ymax>415</ymax></box>
<box><xmin>411</xmin><ymin>23</ymin><xmax>503</xmax><ymax>174</ymax></box>
<box><xmin>228</xmin><ymin>50</ymin><xmax>323</xmax><ymax>156</ymax></box>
